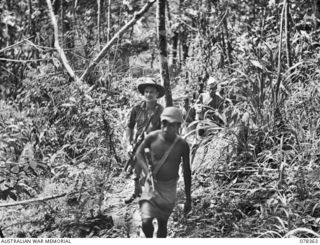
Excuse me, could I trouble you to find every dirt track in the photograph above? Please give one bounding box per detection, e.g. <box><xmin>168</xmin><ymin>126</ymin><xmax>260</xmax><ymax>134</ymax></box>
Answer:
<box><xmin>103</xmin><ymin>175</ymin><xmax>146</xmax><ymax>238</ymax></box>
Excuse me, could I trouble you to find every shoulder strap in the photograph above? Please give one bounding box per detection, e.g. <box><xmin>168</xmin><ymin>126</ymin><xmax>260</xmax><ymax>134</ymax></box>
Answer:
<box><xmin>152</xmin><ymin>136</ymin><xmax>180</xmax><ymax>176</ymax></box>
<box><xmin>134</xmin><ymin>103</ymin><xmax>162</xmax><ymax>142</ymax></box>
<box><xmin>134</xmin><ymin>112</ymin><xmax>155</xmax><ymax>142</ymax></box>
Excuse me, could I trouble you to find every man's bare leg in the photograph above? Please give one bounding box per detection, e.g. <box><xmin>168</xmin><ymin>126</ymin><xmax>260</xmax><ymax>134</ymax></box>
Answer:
<box><xmin>141</xmin><ymin>218</ymin><xmax>154</xmax><ymax>238</ymax></box>
<box><xmin>157</xmin><ymin>218</ymin><xmax>168</xmax><ymax>238</ymax></box>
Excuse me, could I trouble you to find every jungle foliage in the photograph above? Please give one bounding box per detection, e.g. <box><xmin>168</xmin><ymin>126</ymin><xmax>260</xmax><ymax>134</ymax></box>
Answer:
<box><xmin>1</xmin><ymin>0</ymin><xmax>320</xmax><ymax>238</ymax></box>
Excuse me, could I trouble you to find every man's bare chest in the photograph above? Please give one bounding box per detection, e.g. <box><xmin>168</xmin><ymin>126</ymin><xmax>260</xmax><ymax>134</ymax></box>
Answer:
<box><xmin>152</xmin><ymin>144</ymin><xmax>182</xmax><ymax>165</ymax></box>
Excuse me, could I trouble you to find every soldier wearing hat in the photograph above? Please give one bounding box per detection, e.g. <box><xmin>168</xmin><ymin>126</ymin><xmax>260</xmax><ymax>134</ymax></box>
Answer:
<box><xmin>194</xmin><ymin>76</ymin><xmax>225</xmax><ymax>134</ymax></box>
<box><xmin>136</xmin><ymin>107</ymin><xmax>191</xmax><ymax>238</ymax></box>
<box><xmin>180</xmin><ymin>96</ymin><xmax>196</xmax><ymax>134</ymax></box>
<box><xmin>124</xmin><ymin>78</ymin><xmax>165</xmax><ymax>204</ymax></box>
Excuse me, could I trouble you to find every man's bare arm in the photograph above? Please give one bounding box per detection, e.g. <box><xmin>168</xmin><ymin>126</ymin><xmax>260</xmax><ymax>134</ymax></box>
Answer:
<box><xmin>126</xmin><ymin>127</ymin><xmax>134</xmax><ymax>145</ymax></box>
<box><xmin>135</xmin><ymin>136</ymin><xmax>151</xmax><ymax>176</ymax></box>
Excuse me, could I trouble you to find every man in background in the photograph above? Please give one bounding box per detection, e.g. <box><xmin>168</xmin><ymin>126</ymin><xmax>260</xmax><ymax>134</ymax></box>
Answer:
<box><xmin>181</xmin><ymin>96</ymin><xmax>196</xmax><ymax>135</ymax></box>
<box><xmin>194</xmin><ymin>76</ymin><xmax>225</xmax><ymax>136</ymax></box>
<box><xmin>124</xmin><ymin>78</ymin><xmax>164</xmax><ymax>204</ymax></box>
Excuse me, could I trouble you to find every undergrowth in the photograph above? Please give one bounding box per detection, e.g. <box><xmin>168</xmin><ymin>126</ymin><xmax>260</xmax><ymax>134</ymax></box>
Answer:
<box><xmin>0</xmin><ymin>64</ymin><xmax>132</xmax><ymax>237</ymax></box>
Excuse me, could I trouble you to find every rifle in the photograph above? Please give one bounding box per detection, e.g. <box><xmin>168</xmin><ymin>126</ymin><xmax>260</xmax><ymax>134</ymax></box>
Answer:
<box><xmin>123</xmin><ymin>113</ymin><xmax>155</xmax><ymax>174</ymax></box>
<box><xmin>144</xmin><ymin>148</ymin><xmax>155</xmax><ymax>191</ymax></box>
<box><xmin>123</xmin><ymin>133</ymin><xmax>145</xmax><ymax>173</ymax></box>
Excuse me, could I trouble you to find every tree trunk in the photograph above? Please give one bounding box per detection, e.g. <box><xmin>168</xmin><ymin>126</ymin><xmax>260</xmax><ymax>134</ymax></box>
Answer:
<box><xmin>285</xmin><ymin>0</ymin><xmax>292</xmax><ymax>69</ymax></box>
<box><xmin>157</xmin><ymin>0</ymin><xmax>172</xmax><ymax>106</ymax></box>
<box><xmin>28</xmin><ymin>0</ymin><xmax>39</xmax><ymax>60</ymax></box>
<box><xmin>223</xmin><ymin>13</ymin><xmax>232</xmax><ymax>66</ymax></box>
<box><xmin>166</xmin><ymin>0</ymin><xmax>171</xmax><ymax>24</ymax></box>
<box><xmin>181</xmin><ymin>33</ymin><xmax>189</xmax><ymax>61</ymax></box>
<box><xmin>60</xmin><ymin>0</ymin><xmax>64</xmax><ymax>47</ymax></box>
<box><xmin>73</xmin><ymin>0</ymin><xmax>85</xmax><ymax>55</ymax></box>
<box><xmin>171</xmin><ymin>0</ymin><xmax>183</xmax><ymax>69</ymax></box>
<box><xmin>28</xmin><ymin>0</ymin><xmax>34</xmax><ymax>39</ymax></box>
<box><xmin>259</xmin><ymin>8</ymin><xmax>266</xmax><ymax>107</ymax></box>
<box><xmin>46</xmin><ymin>0</ymin><xmax>77</xmax><ymax>81</ymax></box>
<box><xmin>106</xmin><ymin>0</ymin><xmax>111</xmax><ymax>79</ymax></box>
<box><xmin>107</xmin><ymin>0</ymin><xmax>111</xmax><ymax>43</ymax></box>
<box><xmin>275</xmin><ymin>0</ymin><xmax>286</xmax><ymax>106</ymax></box>
<box><xmin>171</xmin><ymin>31</ymin><xmax>178</xmax><ymax>66</ymax></box>
<box><xmin>313</xmin><ymin>0</ymin><xmax>320</xmax><ymax>29</ymax></box>
<box><xmin>97</xmin><ymin>0</ymin><xmax>101</xmax><ymax>49</ymax></box>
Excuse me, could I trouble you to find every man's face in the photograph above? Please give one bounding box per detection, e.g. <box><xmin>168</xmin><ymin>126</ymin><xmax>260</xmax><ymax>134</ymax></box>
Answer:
<box><xmin>209</xmin><ymin>84</ymin><xmax>218</xmax><ymax>97</ymax></box>
<box><xmin>161</xmin><ymin>120</ymin><xmax>179</xmax><ymax>140</ymax></box>
<box><xmin>183</xmin><ymin>99</ymin><xmax>189</xmax><ymax>108</ymax></box>
<box><xmin>143</xmin><ymin>86</ymin><xmax>159</xmax><ymax>101</ymax></box>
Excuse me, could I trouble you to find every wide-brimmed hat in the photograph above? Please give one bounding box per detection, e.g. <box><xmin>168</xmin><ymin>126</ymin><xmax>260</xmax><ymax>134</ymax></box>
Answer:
<box><xmin>161</xmin><ymin>107</ymin><xmax>183</xmax><ymax>124</ymax></box>
<box><xmin>207</xmin><ymin>76</ymin><xmax>218</xmax><ymax>86</ymax></box>
<box><xmin>137</xmin><ymin>78</ymin><xmax>165</xmax><ymax>98</ymax></box>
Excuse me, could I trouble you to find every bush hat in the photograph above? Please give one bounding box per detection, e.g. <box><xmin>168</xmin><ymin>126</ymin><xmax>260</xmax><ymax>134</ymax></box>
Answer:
<box><xmin>161</xmin><ymin>107</ymin><xmax>183</xmax><ymax>124</ymax></box>
<box><xmin>207</xmin><ymin>76</ymin><xmax>218</xmax><ymax>86</ymax></box>
<box><xmin>137</xmin><ymin>78</ymin><xmax>165</xmax><ymax>98</ymax></box>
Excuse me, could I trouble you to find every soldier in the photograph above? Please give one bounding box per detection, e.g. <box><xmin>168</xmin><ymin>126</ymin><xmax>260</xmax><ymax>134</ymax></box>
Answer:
<box><xmin>124</xmin><ymin>78</ymin><xmax>165</xmax><ymax>204</ymax></box>
<box><xmin>194</xmin><ymin>76</ymin><xmax>225</xmax><ymax>136</ymax></box>
<box><xmin>181</xmin><ymin>96</ymin><xmax>196</xmax><ymax>134</ymax></box>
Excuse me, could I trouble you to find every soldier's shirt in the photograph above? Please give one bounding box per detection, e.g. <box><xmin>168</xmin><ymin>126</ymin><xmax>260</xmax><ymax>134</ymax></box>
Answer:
<box><xmin>127</xmin><ymin>101</ymin><xmax>164</xmax><ymax>143</ymax></box>
<box><xmin>196</xmin><ymin>92</ymin><xmax>224</xmax><ymax>120</ymax></box>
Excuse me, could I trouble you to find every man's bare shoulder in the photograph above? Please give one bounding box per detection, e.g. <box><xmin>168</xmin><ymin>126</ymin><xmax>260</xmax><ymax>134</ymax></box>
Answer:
<box><xmin>177</xmin><ymin>136</ymin><xmax>189</xmax><ymax>148</ymax></box>
<box><xmin>146</xmin><ymin>129</ymin><xmax>162</xmax><ymax>139</ymax></box>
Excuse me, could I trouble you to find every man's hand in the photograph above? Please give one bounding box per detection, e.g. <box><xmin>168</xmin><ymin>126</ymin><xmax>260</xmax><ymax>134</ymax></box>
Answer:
<box><xmin>127</xmin><ymin>143</ymin><xmax>133</xmax><ymax>154</ymax></box>
<box><xmin>194</xmin><ymin>104</ymin><xmax>202</xmax><ymax>113</ymax></box>
<box><xmin>184</xmin><ymin>199</ymin><xmax>191</xmax><ymax>214</ymax></box>
<box><xmin>146</xmin><ymin>173</ymin><xmax>155</xmax><ymax>191</ymax></box>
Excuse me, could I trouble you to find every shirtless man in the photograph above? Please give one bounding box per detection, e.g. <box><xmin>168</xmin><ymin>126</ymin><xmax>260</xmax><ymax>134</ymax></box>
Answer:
<box><xmin>136</xmin><ymin>107</ymin><xmax>192</xmax><ymax>238</ymax></box>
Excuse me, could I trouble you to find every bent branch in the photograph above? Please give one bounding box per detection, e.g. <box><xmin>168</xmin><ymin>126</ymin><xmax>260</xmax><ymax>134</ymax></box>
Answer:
<box><xmin>80</xmin><ymin>0</ymin><xmax>156</xmax><ymax>82</ymax></box>
<box><xmin>46</xmin><ymin>0</ymin><xmax>77</xmax><ymax>81</ymax></box>
<box><xmin>0</xmin><ymin>192</ymin><xmax>76</xmax><ymax>208</ymax></box>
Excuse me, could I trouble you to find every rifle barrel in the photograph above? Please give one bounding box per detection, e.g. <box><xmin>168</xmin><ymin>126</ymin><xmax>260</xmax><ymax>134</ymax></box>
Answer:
<box><xmin>144</xmin><ymin>148</ymin><xmax>155</xmax><ymax>191</ymax></box>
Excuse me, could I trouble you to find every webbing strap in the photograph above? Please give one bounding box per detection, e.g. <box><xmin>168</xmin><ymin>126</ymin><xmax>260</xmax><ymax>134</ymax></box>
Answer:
<box><xmin>152</xmin><ymin>136</ymin><xmax>180</xmax><ymax>176</ymax></box>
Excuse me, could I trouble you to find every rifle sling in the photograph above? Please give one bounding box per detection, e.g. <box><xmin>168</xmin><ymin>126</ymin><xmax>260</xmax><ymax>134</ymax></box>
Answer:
<box><xmin>152</xmin><ymin>136</ymin><xmax>180</xmax><ymax>176</ymax></box>
<box><xmin>134</xmin><ymin>112</ymin><xmax>155</xmax><ymax>143</ymax></box>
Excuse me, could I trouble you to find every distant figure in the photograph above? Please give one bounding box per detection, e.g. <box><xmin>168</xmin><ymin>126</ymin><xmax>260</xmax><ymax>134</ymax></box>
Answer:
<box><xmin>136</xmin><ymin>107</ymin><xmax>192</xmax><ymax>238</ymax></box>
<box><xmin>194</xmin><ymin>76</ymin><xmax>225</xmax><ymax>136</ymax></box>
<box><xmin>192</xmin><ymin>81</ymin><xmax>204</xmax><ymax>104</ymax></box>
<box><xmin>124</xmin><ymin>78</ymin><xmax>164</xmax><ymax>204</ymax></box>
<box><xmin>181</xmin><ymin>97</ymin><xmax>196</xmax><ymax>134</ymax></box>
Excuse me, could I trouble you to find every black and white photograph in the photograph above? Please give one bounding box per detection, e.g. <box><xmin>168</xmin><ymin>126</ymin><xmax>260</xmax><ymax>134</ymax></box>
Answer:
<box><xmin>0</xmin><ymin>0</ymin><xmax>319</xmax><ymax>242</ymax></box>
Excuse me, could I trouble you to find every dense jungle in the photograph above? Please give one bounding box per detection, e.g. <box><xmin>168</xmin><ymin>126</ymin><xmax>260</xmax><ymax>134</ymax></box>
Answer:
<box><xmin>1</xmin><ymin>0</ymin><xmax>320</xmax><ymax>239</ymax></box>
